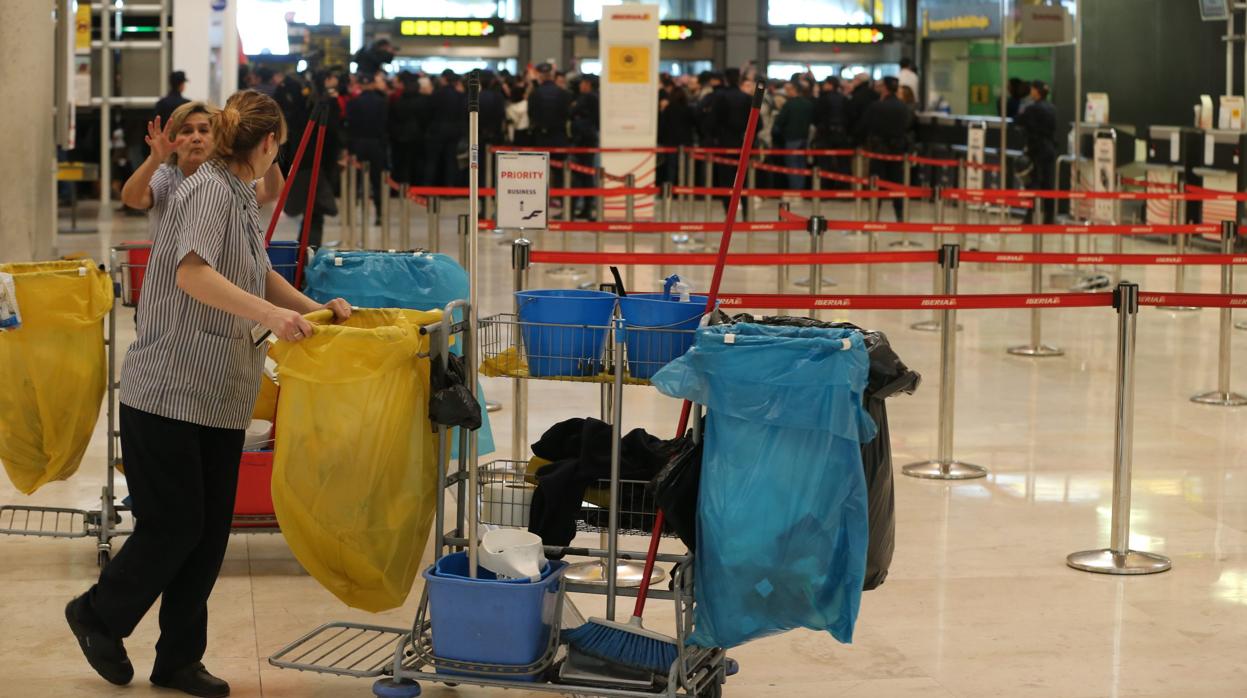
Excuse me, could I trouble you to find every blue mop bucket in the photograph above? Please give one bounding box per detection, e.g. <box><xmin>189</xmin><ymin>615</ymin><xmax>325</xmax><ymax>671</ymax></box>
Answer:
<box><xmin>515</xmin><ymin>289</ymin><xmax>617</xmax><ymax>377</ymax></box>
<box><xmin>267</xmin><ymin>241</ymin><xmax>300</xmax><ymax>285</ymax></box>
<box><xmin>424</xmin><ymin>553</ymin><xmax>566</xmax><ymax>679</ymax></box>
<box><xmin>619</xmin><ymin>294</ymin><xmax>707</xmax><ymax>379</ymax></box>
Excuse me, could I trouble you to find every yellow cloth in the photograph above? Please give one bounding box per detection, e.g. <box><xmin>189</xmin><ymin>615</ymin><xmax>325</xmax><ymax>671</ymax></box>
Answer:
<box><xmin>0</xmin><ymin>260</ymin><xmax>113</xmax><ymax>494</ymax></box>
<box><xmin>269</xmin><ymin>308</ymin><xmax>441</xmax><ymax>612</ymax></box>
<box><xmin>481</xmin><ymin>347</ymin><xmax>652</xmax><ymax>385</ymax></box>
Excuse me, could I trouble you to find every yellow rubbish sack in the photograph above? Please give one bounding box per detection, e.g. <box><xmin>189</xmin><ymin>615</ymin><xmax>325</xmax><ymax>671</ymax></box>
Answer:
<box><xmin>270</xmin><ymin>308</ymin><xmax>442</xmax><ymax>612</ymax></box>
<box><xmin>0</xmin><ymin>260</ymin><xmax>113</xmax><ymax>494</ymax></box>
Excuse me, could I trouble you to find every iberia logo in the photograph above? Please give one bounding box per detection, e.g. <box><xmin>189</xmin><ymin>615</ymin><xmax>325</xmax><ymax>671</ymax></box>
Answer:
<box><xmin>612</xmin><ymin>12</ymin><xmax>651</xmax><ymax>20</ymax></box>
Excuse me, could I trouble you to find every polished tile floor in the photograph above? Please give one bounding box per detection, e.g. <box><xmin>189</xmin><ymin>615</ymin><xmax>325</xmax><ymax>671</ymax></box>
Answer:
<box><xmin>4</xmin><ymin>195</ymin><xmax>1247</xmax><ymax>697</ymax></box>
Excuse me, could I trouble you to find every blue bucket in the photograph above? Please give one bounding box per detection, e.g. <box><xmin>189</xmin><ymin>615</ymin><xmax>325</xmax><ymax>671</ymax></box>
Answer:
<box><xmin>425</xmin><ymin>553</ymin><xmax>566</xmax><ymax>679</ymax></box>
<box><xmin>515</xmin><ymin>290</ymin><xmax>617</xmax><ymax>377</ymax></box>
<box><xmin>267</xmin><ymin>241</ymin><xmax>301</xmax><ymax>285</ymax></box>
<box><xmin>619</xmin><ymin>294</ymin><xmax>707</xmax><ymax>379</ymax></box>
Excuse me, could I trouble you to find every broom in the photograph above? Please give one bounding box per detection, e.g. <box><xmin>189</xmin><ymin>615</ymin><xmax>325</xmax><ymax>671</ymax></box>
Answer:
<box><xmin>563</xmin><ymin>78</ymin><xmax>767</xmax><ymax>674</ymax></box>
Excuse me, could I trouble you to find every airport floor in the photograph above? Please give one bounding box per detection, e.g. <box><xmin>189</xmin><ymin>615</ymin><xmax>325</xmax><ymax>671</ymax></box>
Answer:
<box><xmin>4</xmin><ymin>195</ymin><xmax>1247</xmax><ymax>697</ymax></box>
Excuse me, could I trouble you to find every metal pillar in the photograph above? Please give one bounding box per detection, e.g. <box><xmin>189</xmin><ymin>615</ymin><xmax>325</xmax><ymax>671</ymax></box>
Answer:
<box><xmin>676</xmin><ymin>145</ymin><xmax>687</xmax><ymax>221</ymax></box>
<box><xmin>902</xmin><ymin>244</ymin><xmax>989</xmax><ymax>480</ymax></box>
<box><xmin>1067</xmin><ymin>283</ymin><xmax>1172</xmax><ymax>575</ymax></box>
<box><xmin>485</xmin><ymin>147</ymin><xmax>495</xmax><ymax>221</ymax></box>
<box><xmin>562</xmin><ymin>158</ymin><xmax>572</xmax><ymax>221</ymax></box>
<box><xmin>852</xmin><ymin>150</ymin><xmax>864</xmax><ymax>223</ymax></box>
<box><xmin>511</xmin><ymin>240</ymin><xmax>531</xmax><ymax>460</ymax></box>
<box><xmin>912</xmin><ymin>187</ymin><xmax>946</xmax><ymax>332</ymax></box>
<box><xmin>1161</xmin><ymin>188</ymin><xmax>1200</xmax><ymax>312</ymax></box>
<box><xmin>380</xmin><ymin>170</ymin><xmax>392</xmax><ymax>249</ymax></box>
<box><xmin>399</xmin><ymin>184</ymin><xmax>411</xmax><ymax>249</ymax></box>
<box><xmin>427</xmin><ymin>196</ymin><xmax>441</xmax><ymax>252</ymax></box>
<box><xmin>361</xmin><ymin>161</ymin><xmax>372</xmax><ymax>248</ymax></box>
<box><xmin>703</xmin><ymin>155</ymin><xmax>714</xmax><ymax>220</ymax></box>
<box><xmin>811</xmin><ymin>166</ymin><xmax>822</xmax><ymax>219</ymax></box>
<box><xmin>1008</xmin><ymin>231</ymin><xmax>1064</xmax><ymax>356</ymax></box>
<box><xmin>1192</xmin><ymin>221</ymin><xmax>1247</xmax><ymax>406</ymax></box>
<box><xmin>892</xmin><ymin>157</ymin><xmax>921</xmax><ymax>247</ymax></box>
<box><xmin>778</xmin><ymin>201</ymin><xmax>791</xmax><ymax>290</ymax></box>
<box><xmin>867</xmin><ymin>176</ymin><xmax>879</xmax><ymax>296</ymax></box>
<box><xmin>340</xmin><ymin>163</ymin><xmax>352</xmax><ymax>245</ymax></box>
<box><xmin>625</xmin><ymin>174</ymin><xmax>636</xmax><ymax>290</ymax></box>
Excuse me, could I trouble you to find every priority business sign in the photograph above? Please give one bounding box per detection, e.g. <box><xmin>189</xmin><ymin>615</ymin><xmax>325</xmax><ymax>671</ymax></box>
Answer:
<box><xmin>496</xmin><ymin>152</ymin><xmax>550</xmax><ymax>230</ymax></box>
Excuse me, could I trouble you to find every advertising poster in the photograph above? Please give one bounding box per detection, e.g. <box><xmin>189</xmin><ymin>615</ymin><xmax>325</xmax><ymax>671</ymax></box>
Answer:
<box><xmin>1092</xmin><ymin>133</ymin><xmax>1116</xmax><ymax>223</ymax></box>
<box><xmin>966</xmin><ymin>122</ymin><xmax>987</xmax><ymax>191</ymax></box>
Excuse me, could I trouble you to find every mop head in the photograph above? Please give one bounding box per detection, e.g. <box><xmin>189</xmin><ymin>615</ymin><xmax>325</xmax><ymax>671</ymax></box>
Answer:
<box><xmin>563</xmin><ymin>616</ymin><xmax>679</xmax><ymax>675</ymax></box>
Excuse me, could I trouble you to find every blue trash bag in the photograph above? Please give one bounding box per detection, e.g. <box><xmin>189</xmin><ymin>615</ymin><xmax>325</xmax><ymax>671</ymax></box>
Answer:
<box><xmin>303</xmin><ymin>249</ymin><xmax>495</xmax><ymax>456</ymax></box>
<box><xmin>650</xmin><ymin>323</ymin><xmax>876</xmax><ymax>649</ymax></box>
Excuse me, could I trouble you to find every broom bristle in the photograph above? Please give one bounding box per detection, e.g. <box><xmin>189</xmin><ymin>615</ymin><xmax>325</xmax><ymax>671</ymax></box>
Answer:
<box><xmin>564</xmin><ymin>619</ymin><xmax>679</xmax><ymax>675</ymax></box>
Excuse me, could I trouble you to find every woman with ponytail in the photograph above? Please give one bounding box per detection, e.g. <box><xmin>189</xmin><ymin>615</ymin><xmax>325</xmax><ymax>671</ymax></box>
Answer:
<box><xmin>64</xmin><ymin>90</ymin><xmax>350</xmax><ymax>698</ymax></box>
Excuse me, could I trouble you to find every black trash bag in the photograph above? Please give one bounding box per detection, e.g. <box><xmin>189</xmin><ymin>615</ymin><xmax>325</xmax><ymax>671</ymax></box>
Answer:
<box><xmin>730</xmin><ymin>314</ymin><xmax>919</xmax><ymax>590</ymax></box>
<box><xmin>428</xmin><ymin>354</ymin><xmax>482</xmax><ymax>430</ymax></box>
<box><xmin>648</xmin><ymin>436</ymin><xmax>703</xmax><ymax>552</ymax></box>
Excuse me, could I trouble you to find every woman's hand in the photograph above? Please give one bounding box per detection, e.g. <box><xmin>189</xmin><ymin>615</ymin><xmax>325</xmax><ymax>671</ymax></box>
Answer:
<box><xmin>145</xmin><ymin>116</ymin><xmax>186</xmax><ymax>162</ymax></box>
<box><xmin>264</xmin><ymin>306</ymin><xmax>315</xmax><ymax>342</ymax></box>
<box><xmin>321</xmin><ymin>298</ymin><xmax>352</xmax><ymax>322</ymax></box>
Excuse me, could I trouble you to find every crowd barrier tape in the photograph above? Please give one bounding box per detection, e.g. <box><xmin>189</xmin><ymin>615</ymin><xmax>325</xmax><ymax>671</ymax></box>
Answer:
<box><xmin>1120</xmin><ymin>176</ymin><xmax>1180</xmax><ymax>191</ymax></box>
<box><xmin>944</xmin><ymin>188</ymin><xmax>1247</xmax><ymax>202</ymax></box>
<box><xmin>673</xmin><ymin>186</ymin><xmax>911</xmax><ymax>200</ymax></box>
<box><xmin>711</xmin><ymin>292</ymin><xmax>1116</xmax><ymax>311</ymax></box>
<box><xmin>962</xmin><ymin>251</ymin><xmax>1247</xmax><ymax>265</ymax></box>
<box><xmin>964</xmin><ymin>160</ymin><xmax>1002</xmax><ymax>172</ymax></box>
<box><xmin>861</xmin><ymin>151</ymin><xmax>906</xmax><ymax>162</ymax></box>
<box><xmin>826</xmin><ymin>220</ymin><xmax>1215</xmax><ymax>236</ymax></box>
<box><xmin>1138</xmin><ymin>292</ymin><xmax>1247</xmax><ymax>308</ymax></box>
<box><xmin>691</xmin><ymin>146</ymin><xmax>857</xmax><ymax>156</ymax></box>
<box><xmin>489</xmin><ymin>145</ymin><xmax>678</xmax><ymax>154</ymax></box>
<box><xmin>818</xmin><ymin>169</ymin><xmax>871</xmax><ymax>186</ymax></box>
<box><xmin>540</xmin><ymin>220</ymin><xmax>807</xmax><ymax>233</ymax></box>
<box><xmin>527</xmin><ymin>250</ymin><xmax>939</xmax><ymax>267</ymax></box>
<box><xmin>908</xmin><ymin>155</ymin><xmax>961</xmax><ymax>168</ymax></box>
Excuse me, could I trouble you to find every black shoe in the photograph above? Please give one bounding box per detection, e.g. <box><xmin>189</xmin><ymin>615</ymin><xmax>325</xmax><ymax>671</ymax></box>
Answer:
<box><xmin>65</xmin><ymin>596</ymin><xmax>133</xmax><ymax>686</ymax></box>
<box><xmin>151</xmin><ymin>662</ymin><xmax>230</xmax><ymax>698</ymax></box>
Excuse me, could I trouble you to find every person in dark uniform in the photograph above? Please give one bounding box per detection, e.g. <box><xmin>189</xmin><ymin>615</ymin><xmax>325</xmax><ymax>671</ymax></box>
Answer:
<box><xmin>814</xmin><ymin>76</ymin><xmax>850</xmax><ymax>184</ymax></box>
<box><xmin>345</xmin><ymin>71</ymin><xmax>389</xmax><ymax>224</ymax></box>
<box><xmin>772</xmin><ymin>79</ymin><xmax>814</xmax><ymax>190</ymax></box>
<box><xmin>658</xmin><ymin>85</ymin><xmax>697</xmax><ymax>185</ymax></box>
<box><xmin>284</xmin><ymin>70</ymin><xmax>345</xmax><ymax>247</ymax></box>
<box><xmin>528</xmin><ymin>63</ymin><xmax>572</xmax><ymax>150</ymax></box>
<box><xmin>569</xmin><ymin>74</ymin><xmax>600</xmax><ymax>219</ymax></box>
<box><xmin>425</xmin><ymin>70</ymin><xmax>467</xmax><ymax>187</ymax></box>
<box><xmin>155</xmin><ymin>71</ymin><xmax>191</xmax><ymax>126</ymax></box>
<box><xmin>707</xmin><ymin>68</ymin><xmax>752</xmax><ymax>214</ymax></box>
<box><xmin>846</xmin><ymin>73</ymin><xmax>879</xmax><ymax>137</ymax></box>
<box><xmin>389</xmin><ymin>71</ymin><xmax>430</xmax><ymax>187</ymax></box>
<box><xmin>1017</xmin><ymin>80</ymin><xmax>1057</xmax><ymax>223</ymax></box>
<box><xmin>856</xmin><ymin>76</ymin><xmax>912</xmax><ymax>221</ymax></box>
<box><xmin>478</xmin><ymin>71</ymin><xmax>507</xmax><ymax>188</ymax></box>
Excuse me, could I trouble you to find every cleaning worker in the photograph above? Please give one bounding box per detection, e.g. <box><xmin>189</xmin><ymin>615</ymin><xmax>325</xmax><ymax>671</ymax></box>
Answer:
<box><xmin>64</xmin><ymin>89</ymin><xmax>352</xmax><ymax>698</ymax></box>
<box><xmin>121</xmin><ymin>100</ymin><xmax>285</xmax><ymax>236</ymax></box>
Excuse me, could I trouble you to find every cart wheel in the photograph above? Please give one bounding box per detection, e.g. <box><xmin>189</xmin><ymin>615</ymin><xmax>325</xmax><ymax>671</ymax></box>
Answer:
<box><xmin>97</xmin><ymin>550</ymin><xmax>111</xmax><ymax>568</ymax></box>
<box><xmin>696</xmin><ymin>681</ymin><xmax>722</xmax><ymax>698</ymax></box>
<box><xmin>725</xmin><ymin>657</ymin><xmax>740</xmax><ymax>676</ymax></box>
<box><xmin>371</xmin><ymin>678</ymin><xmax>421</xmax><ymax>697</ymax></box>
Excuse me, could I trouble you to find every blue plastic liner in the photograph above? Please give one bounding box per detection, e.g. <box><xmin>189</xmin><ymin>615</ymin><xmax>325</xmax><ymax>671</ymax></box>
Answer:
<box><xmin>651</xmin><ymin>323</ymin><xmax>875</xmax><ymax>649</ymax></box>
<box><xmin>618</xmin><ymin>293</ymin><xmax>707</xmax><ymax>379</ymax></box>
<box><xmin>515</xmin><ymin>289</ymin><xmax>618</xmax><ymax>377</ymax></box>
<box><xmin>425</xmin><ymin>553</ymin><xmax>566</xmax><ymax>679</ymax></box>
<box><xmin>267</xmin><ymin>241</ymin><xmax>300</xmax><ymax>285</ymax></box>
<box><xmin>303</xmin><ymin>250</ymin><xmax>494</xmax><ymax>456</ymax></box>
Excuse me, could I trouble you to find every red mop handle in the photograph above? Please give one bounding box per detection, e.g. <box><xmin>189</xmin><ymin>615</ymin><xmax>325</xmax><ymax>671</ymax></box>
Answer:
<box><xmin>294</xmin><ymin>108</ymin><xmax>328</xmax><ymax>289</ymax></box>
<box><xmin>633</xmin><ymin>81</ymin><xmax>767</xmax><ymax>619</ymax></box>
<box><xmin>264</xmin><ymin>101</ymin><xmax>323</xmax><ymax>245</ymax></box>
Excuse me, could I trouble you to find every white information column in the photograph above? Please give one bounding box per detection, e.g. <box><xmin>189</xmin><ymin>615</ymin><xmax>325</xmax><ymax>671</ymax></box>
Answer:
<box><xmin>966</xmin><ymin>122</ymin><xmax>987</xmax><ymax>191</ymax></box>
<box><xmin>496</xmin><ymin>151</ymin><xmax>551</xmax><ymax>233</ymax></box>
<box><xmin>599</xmin><ymin>5</ymin><xmax>659</xmax><ymax>221</ymax></box>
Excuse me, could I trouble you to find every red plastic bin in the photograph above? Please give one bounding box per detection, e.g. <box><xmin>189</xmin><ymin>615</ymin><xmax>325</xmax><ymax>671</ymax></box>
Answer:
<box><xmin>234</xmin><ymin>450</ymin><xmax>275</xmax><ymax>521</ymax></box>
<box><xmin>122</xmin><ymin>241</ymin><xmax>152</xmax><ymax>306</ymax></box>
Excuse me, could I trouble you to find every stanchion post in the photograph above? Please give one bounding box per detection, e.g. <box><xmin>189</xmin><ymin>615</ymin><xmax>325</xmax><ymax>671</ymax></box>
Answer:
<box><xmin>867</xmin><ymin>176</ymin><xmax>879</xmax><ymax>295</ymax></box>
<box><xmin>485</xmin><ymin>146</ymin><xmax>495</xmax><ymax>221</ymax></box>
<box><xmin>778</xmin><ymin>201</ymin><xmax>791</xmax><ymax>291</ymax></box>
<box><xmin>458</xmin><ymin>214</ymin><xmax>469</xmax><ymax>265</ymax></box>
<box><xmin>1192</xmin><ymin>221</ymin><xmax>1247</xmax><ymax>405</ymax></box>
<box><xmin>428</xmin><ymin>196</ymin><xmax>441</xmax><ymax>252</ymax></box>
<box><xmin>911</xmin><ymin>186</ymin><xmax>944</xmax><ymax>332</ymax></box>
<box><xmin>746</xmin><ymin>161</ymin><xmax>757</xmax><ymax>224</ymax></box>
<box><xmin>340</xmin><ymin>161</ymin><xmax>351</xmax><ymax>245</ymax></box>
<box><xmin>902</xmin><ymin>244</ymin><xmax>988</xmax><ymax>480</ymax></box>
<box><xmin>400</xmin><ymin>184</ymin><xmax>411</xmax><ymax>249</ymax></box>
<box><xmin>361</xmin><ymin>161</ymin><xmax>371</xmax><ymax>248</ymax></box>
<box><xmin>1067</xmin><ymin>282</ymin><xmax>1172</xmax><ymax>574</ymax></box>
<box><xmin>895</xmin><ymin>156</ymin><xmax>914</xmax><ymax>247</ymax></box>
<box><xmin>380</xmin><ymin>170</ymin><xmax>392</xmax><ymax>249</ymax></box>
<box><xmin>1113</xmin><ymin>173</ymin><xmax>1124</xmax><ymax>281</ymax></box>
<box><xmin>852</xmin><ymin>149</ymin><xmax>864</xmax><ymax>221</ymax></box>
<box><xmin>811</xmin><ymin>166</ymin><xmax>823</xmax><ymax>219</ymax></box>
<box><xmin>1161</xmin><ymin>185</ymin><xmax>1200</xmax><ymax>312</ymax></box>
<box><xmin>1008</xmin><ymin>231</ymin><xmax>1064</xmax><ymax>357</ymax></box>
<box><xmin>676</xmin><ymin>145</ymin><xmax>687</xmax><ymax>221</ymax></box>
<box><xmin>703</xmin><ymin>154</ymin><xmax>714</xmax><ymax>220</ymax></box>
<box><xmin>808</xmin><ymin>215</ymin><xmax>827</xmax><ymax>320</ymax></box>
<box><xmin>562</xmin><ymin>159</ymin><xmax>572</xmax><ymax>222</ymax></box>
<box><xmin>511</xmin><ymin>239</ymin><xmax>531</xmax><ymax>460</ymax></box>
<box><xmin>660</xmin><ymin>183</ymin><xmax>672</xmax><ymax>280</ymax></box>
<box><xmin>625</xmin><ymin>174</ymin><xmax>636</xmax><ymax>290</ymax></box>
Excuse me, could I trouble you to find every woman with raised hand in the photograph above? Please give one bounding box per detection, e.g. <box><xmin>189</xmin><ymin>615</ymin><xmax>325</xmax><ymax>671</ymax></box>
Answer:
<box><xmin>121</xmin><ymin>101</ymin><xmax>285</xmax><ymax>238</ymax></box>
<box><xmin>65</xmin><ymin>90</ymin><xmax>349</xmax><ymax>698</ymax></box>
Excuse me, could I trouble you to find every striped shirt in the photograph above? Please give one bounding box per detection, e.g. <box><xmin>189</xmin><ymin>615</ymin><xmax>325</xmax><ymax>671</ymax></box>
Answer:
<box><xmin>120</xmin><ymin>159</ymin><xmax>272</xmax><ymax>430</ymax></box>
<box><xmin>147</xmin><ymin>163</ymin><xmax>186</xmax><ymax>240</ymax></box>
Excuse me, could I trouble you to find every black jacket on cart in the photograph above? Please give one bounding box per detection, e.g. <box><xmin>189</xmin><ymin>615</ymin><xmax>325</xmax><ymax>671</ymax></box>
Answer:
<box><xmin>527</xmin><ymin>418</ymin><xmax>685</xmax><ymax>549</ymax></box>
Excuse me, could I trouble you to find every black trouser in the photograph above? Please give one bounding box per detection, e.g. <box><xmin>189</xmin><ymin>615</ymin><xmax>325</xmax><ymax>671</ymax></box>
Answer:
<box><xmin>351</xmin><ymin>138</ymin><xmax>387</xmax><ymax>219</ymax></box>
<box><xmin>85</xmin><ymin>405</ymin><xmax>243</xmax><ymax>679</ymax></box>
<box><xmin>1028</xmin><ymin>147</ymin><xmax>1056</xmax><ymax>224</ymax></box>
<box><xmin>871</xmin><ymin>158</ymin><xmax>905</xmax><ymax>221</ymax></box>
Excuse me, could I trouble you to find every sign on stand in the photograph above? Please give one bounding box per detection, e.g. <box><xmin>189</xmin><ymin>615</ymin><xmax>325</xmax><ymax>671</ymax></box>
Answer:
<box><xmin>966</xmin><ymin>121</ymin><xmax>987</xmax><ymax>190</ymax></box>
<box><xmin>496</xmin><ymin>151</ymin><xmax>550</xmax><ymax>230</ymax></box>
<box><xmin>1092</xmin><ymin>130</ymin><xmax>1116</xmax><ymax>223</ymax></box>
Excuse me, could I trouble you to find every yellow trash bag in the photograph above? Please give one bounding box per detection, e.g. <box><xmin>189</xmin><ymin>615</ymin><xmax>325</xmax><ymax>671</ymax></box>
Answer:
<box><xmin>0</xmin><ymin>260</ymin><xmax>113</xmax><ymax>494</ymax></box>
<box><xmin>270</xmin><ymin>308</ymin><xmax>442</xmax><ymax>612</ymax></box>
